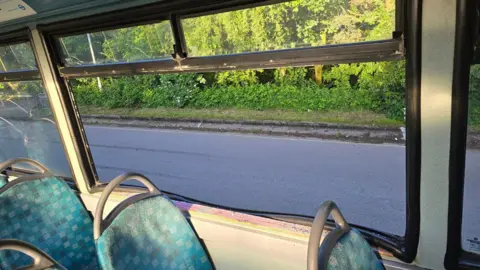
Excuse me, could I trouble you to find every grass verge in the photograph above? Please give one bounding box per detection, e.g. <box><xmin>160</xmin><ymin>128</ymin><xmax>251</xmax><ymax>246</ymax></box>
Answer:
<box><xmin>78</xmin><ymin>106</ymin><xmax>404</xmax><ymax>127</ymax></box>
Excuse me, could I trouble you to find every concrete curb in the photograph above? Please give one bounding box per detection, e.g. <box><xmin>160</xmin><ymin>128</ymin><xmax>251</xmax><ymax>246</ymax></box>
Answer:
<box><xmin>81</xmin><ymin>114</ymin><xmax>406</xmax><ymax>145</ymax></box>
<box><xmin>83</xmin><ymin>114</ymin><xmax>401</xmax><ymax>131</ymax></box>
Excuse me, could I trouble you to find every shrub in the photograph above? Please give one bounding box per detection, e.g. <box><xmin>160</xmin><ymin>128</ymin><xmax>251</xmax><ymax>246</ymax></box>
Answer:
<box><xmin>70</xmin><ymin>64</ymin><xmax>409</xmax><ymax>122</ymax></box>
<box><xmin>191</xmin><ymin>84</ymin><xmax>379</xmax><ymax>111</ymax></box>
<box><xmin>274</xmin><ymin>67</ymin><xmax>310</xmax><ymax>86</ymax></box>
<box><xmin>215</xmin><ymin>70</ymin><xmax>262</xmax><ymax>86</ymax></box>
<box><xmin>142</xmin><ymin>73</ymin><xmax>205</xmax><ymax>108</ymax></box>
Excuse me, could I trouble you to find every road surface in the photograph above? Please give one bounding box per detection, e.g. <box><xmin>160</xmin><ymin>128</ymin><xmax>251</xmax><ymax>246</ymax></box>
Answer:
<box><xmin>1</xmin><ymin>122</ymin><xmax>479</xmax><ymax>249</ymax></box>
<box><xmin>87</xmin><ymin>126</ymin><xmax>407</xmax><ymax>233</ymax></box>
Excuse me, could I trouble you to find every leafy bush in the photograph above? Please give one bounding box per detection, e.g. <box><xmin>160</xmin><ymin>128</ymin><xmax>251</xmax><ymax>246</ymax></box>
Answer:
<box><xmin>191</xmin><ymin>84</ymin><xmax>379</xmax><ymax>111</ymax></box>
<box><xmin>142</xmin><ymin>73</ymin><xmax>206</xmax><ymax>108</ymax></box>
<box><xmin>274</xmin><ymin>67</ymin><xmax>310</xmax><ymax>86</ymax></box>
<box><xmin>215</xmin><ymin>70</ymin><xmax>262</xmax><ymax>86</ymax></box>
<box><xmin>71</xmin><ymin>63</ymin><xmax>409</xmax><ymax>122</ymax></box>
<box><xmin>73</xmin><ymin>73</ymin><xmax>205</xmax><ymax>109</ymax></box>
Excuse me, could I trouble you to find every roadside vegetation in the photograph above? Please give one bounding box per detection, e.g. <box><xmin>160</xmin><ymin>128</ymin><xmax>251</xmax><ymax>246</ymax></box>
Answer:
<box><xmin>78</xmin><ymin>105</ymin><xmax>403</xmax><ymax>127</ymax></box>
<box><xmin>2</xmin><ymin>0</ymin><xmax>480</xmax><ymax>128</ymax></box>
<box><xmin>69</xmin><ymin>0</ymin><xmax>407</xmax><ymax>126</ymax></box>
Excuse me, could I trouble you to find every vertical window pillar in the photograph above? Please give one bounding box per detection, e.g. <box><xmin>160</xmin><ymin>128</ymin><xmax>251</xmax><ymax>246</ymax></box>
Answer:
<box><xmin>29</xmin><ymin>28</ymin><xmax>95</xmax><ymax>193</ymax></box>
<box><xmin>417</xmin><ymin>0</ymin><xmax>456</xmax><ymax>268</ymax></box>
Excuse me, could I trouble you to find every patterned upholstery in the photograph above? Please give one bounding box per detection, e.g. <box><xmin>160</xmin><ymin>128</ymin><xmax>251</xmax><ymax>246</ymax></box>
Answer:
<box><xmin>0</xmin><ymin>250</ymin><xmax>66</xmax><ymax>270</ymax></box>
<box><xmin>328</xmin><ymin>229</ymin><xmax>384</xmax><ymax>270</ymax></box>
<box><xmin>0</xmin><ymin>177</ymin><xmax>99</xmax><ymax>270</ymax></box>
<box><xmin>0</xmin><ymin>175</ymin><xmax>7</xmax><ymax>189</ymax></box>
<box><xmin>96</xmin><ymin>195</ymin><xmax>213</xmax><ymax>270</ymax></box>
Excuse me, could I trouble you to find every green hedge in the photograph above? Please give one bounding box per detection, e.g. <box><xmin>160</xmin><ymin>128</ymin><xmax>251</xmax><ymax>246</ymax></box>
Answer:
<box><xmin>71</xmin><ymin>68</ymin><xmax>407</xmax><ymax>121</ymax></box>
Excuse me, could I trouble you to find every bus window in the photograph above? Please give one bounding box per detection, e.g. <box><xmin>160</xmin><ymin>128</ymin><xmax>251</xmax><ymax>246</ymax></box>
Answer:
<box><xmin>0</xmin><ymin>41</ymin><xmax>71</xmax><ymax>177</ymax></box>
<box><xmin>182</xmin><ymin>0</ymin><xmax>395</xmax><ymax>56</ymax></box>
<box><xmin>67</xmin><ymin>60</ymin><xmax>406</xmax><ymax>235</ymax></box>
<box><xmin>0</xmin><ymin>42</ymin><xmax>37</xmax><ymax>71</ymax></box>
<box><xmin>463</xmin><ymin>64</ymin><xmax>480</xmax><ymax>254</ymax></box>
<box><xmin>49</xmin><ymin>0</ymin><xmax>407</xmax><ymax>236</ymax></box>
<box><xmin>0</xmin><ymin>81</ymin><xmax>71</xmax><ymax>177</ymax></box>
<box><xmin>59</xmin><ymin>20</ymin><xmax>174</xmax><ymax>66</ymax></box>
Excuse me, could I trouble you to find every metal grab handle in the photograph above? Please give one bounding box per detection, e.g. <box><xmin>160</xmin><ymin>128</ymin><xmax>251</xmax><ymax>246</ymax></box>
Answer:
<box><xmin>0</xmin><ymin>239</ymin><xmax>63</xmax><ymax>270</ymax></box>
<box><xmin>307</xmin><ymin>201</ymin><xmax>351</xmax><ymax>270</ymax></box>
<box><xmin>94</xmin><ymin>172</ymin><xmax>161</xmax><ymax>240</ymax></box>
<box><xmin>0</xmin><ymin>158</ymin><xmax>51</xmax><ymax>175</ymax></box>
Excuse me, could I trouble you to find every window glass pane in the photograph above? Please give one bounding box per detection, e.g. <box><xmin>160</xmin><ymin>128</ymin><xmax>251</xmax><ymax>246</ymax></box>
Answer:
<box><xmin>59</xmin><ymin>21</ymin><xmax>174</xmax><ymax>66</ymax></box>
<box><xmin>0</xmin><ymin>81</ymin><xmax>71</xmax><ymax>177</ymax></box>
<box><xmin>0</xmin><ymin>42</ymin><xmax>37</xmax><ymax>71</ymax></box>
<box><xmin>70</xmin><ymin>60</ymin><xmax>406</xmax><ymax>235</ymax></box>
<box><xmin>464</xmin><ymin>64</ymin><xmax>480</xmax><ymax>254</ymax></box>
<box><xmin>182</xmin><ymin>0</ymin><xmax>395</xmax><ymax>56</ymax></box>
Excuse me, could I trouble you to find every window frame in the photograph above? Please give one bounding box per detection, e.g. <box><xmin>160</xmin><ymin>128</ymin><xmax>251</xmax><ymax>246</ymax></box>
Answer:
<box><xmin>446</xmin><ymin>0</ymin><xmax>480</xmax><ymax>269</ymax></box>
<box><xmin>40</xmin><ymin>0</ymin><xmax>405</xmax><ymax>78</ymax></box>
<box><xmin>57</xmin><ymin>39</ymin><xmax>403</xmax><ymax>79</ymax></box>
<box><xmin>0</xmin><ymin>29</ymin><xmax>40</xmax><ymax>82</ymax></box>
<box><xmin>34</xmin><ymin>30</ymin><xmax>99</xmax><ymax>190</ymax></box>
<box><xmin>0</xmin><ymin>32</ymin><xmax>76</xmax><ymax>179</ymax></box>
<box><xmin>7</xmin><ymin>0</ymin><xmax>420</xmax><ymax>264</ymax></box>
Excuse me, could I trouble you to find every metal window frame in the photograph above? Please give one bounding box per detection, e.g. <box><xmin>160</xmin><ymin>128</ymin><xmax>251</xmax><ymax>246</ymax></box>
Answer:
<box><xmin>28</xmin><ymin>29</ymin><xmax>98</xmax><ymax>193</ymax></box>
<box><xmin>24</xmin><ymin>0</ymin><xmax>423</xmax><ymax>264</ymax></box>
<box><xmin>38</xmin><ymin>0</ymin><xmax>404</xmax><ymax>74</ymax></box>
<box><xmin>0</xmin><ymin>29</ymin><xmax>31</xmax><ymax>45</ymax></box>
<box><xmin>0</xmin><ymin>70</ymin><xmax>40</xmax><ymax>82</ymax></box>
<box><xmin>446</xmin><ymin>0</ymin><xmax>479</xmax><ymax>269</ymax></box>
<box><xmin>0</xmin><ymin>30</ymin><xmax>40</xmax><ymax>82</ymax></box>
<box><xmin>402</xmin><ymin>0</ymin><xmax>422</xmax><ymax>264</ymax></box>
<box><xmin>39</xmin><ymin>0</ymin><xmax>286</xmax><ymax>37</ymax></box>
<box><xmin>57</xmin><ymin>40</ymin><xmax>403</xmax><ymax>78</ymax></box>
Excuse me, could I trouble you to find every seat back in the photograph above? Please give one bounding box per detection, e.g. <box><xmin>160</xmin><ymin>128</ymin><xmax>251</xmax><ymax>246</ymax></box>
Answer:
<box><xmin>0</xmin><ymin>176</ymin><xmax>99</xmax><ymax>270</ymax></box>
<box><xmin>95</xmin><ymin>173</ymin><xmax>213</xmax><ymax>270</ymax></box>
<box><xmin>308</xmin><ymin>201</ymin><xmax>384</xmax><ymax>270</ymax></box>
<box><xmin>0</xmin><ymin>175</ymin><xmax>7</xmax><ymax>188</ymax></box>
<box><xmin>326</xmin><ymin>229</ymin><xmax>384</xmax><ymax>270</ymax></box>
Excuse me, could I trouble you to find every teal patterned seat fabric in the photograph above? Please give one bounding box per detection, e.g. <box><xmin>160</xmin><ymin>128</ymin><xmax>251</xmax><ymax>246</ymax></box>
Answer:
<box><xmin>96</xmin><ymin>195</ymin><xmax>213</xmax><ymax>270</ymax></box>
<box><xmin>0</xmin><ymin>250</ymin><xmax>67</xmax><ymax>270</ymax></box>
<box><xmin>0</xmin><ymin>177</ymin><xmax>99</xmax><ymax>270</ymax></box>
<box><xmin>327</xmin><ymin>229</ymin><xmax>384</xmax><ymax>270</ymax></box>
<box><xmin>0</xmin><ymin>175</ymin><xmax>7</xmax><ymax>188</ymax></box>
<box><xmin>0</xmin><ymin>250</ymin><xmax>66</xmax><ymax>270</ymax></box>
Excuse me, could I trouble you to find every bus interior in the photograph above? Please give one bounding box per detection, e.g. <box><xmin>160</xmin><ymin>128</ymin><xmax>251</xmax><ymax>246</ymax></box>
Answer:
<box><xmin>0</xmin><ymin>0</ymin><xmax>478</xmax><ymax>269</ymax></box>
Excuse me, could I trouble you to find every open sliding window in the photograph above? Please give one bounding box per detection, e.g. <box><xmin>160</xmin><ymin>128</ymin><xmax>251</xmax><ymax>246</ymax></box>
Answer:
<box><xmin>43</xmin><ymin>0</ymin><xmax>416</xmax><ymax>262</ymax></box>
<box><xmin>55</xmin><ymin>0</ymin><xmax>403</xmax><ymax>77</ymax></box>
<box><xmin>0</xmin><ymin>32</ymin><xmax>71</xmax><ymax>177</ymax></box>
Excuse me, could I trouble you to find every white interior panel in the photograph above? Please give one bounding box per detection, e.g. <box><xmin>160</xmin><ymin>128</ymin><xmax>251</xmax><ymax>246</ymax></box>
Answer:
<box><xmin>80</xmin><ymin>193</ymin><xmax>422</xmax><ymax>270</ymax></box>
<box><xmin>417</xmin><ymin>0</ymin><xmax>456</xmax><ymax>268</ymax></box>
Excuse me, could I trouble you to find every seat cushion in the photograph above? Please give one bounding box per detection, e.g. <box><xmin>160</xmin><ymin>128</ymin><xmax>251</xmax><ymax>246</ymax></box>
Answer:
<box><xmin>0</xmin><ymin>177</ymin><xmax>99</xmax><ymax>270</ymax></box>
<box><xmin>328</xmin><ymin>229</ymin><xmax>384</xmax><ymax>270</ymax></box>
<box><xmin>96</xmin><ymin>195</ymin><xmax>212</xmax><ymax>270</ymax></box>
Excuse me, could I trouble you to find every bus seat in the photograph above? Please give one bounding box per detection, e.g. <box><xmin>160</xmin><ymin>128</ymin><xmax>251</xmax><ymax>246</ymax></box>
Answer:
<box><xmin>0</xmin><ymin>175</ymin><xmax>7</xmax><ymax>188</ymax></box>
<box><xmin>0</xmin><ymin>239</ymin><xmax>66</xmax><ymax>270</ymax></box>
<box><xmin>94</xmin><ymin>173</ymin><xmax>213</xmax><ymax>270</ymax></box>
<box><xmin>0</xmin><ymin>159</ymin><xmax>99</xmax><ymax>270</ymax></box>
<box><xmin>308</xmin><ymin>201</ymin><xmax>384</xmax><ymax>270</ymax></box>
<box><xmin>324</xmin><ymin>229</ymin><xmax>384</xmax><ymax>270</ymax></box>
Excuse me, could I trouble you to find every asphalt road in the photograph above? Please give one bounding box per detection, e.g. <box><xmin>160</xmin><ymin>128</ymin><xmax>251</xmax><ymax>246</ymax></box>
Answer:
<box><xmin>87</xmin><ymin>126</ymin><xmax>407</xmax><ymax>234</ymax></box>
<box><xmin>1</xmin><ymin>122</ymin><xmax>479</xmax><ymax>250</ymax></box>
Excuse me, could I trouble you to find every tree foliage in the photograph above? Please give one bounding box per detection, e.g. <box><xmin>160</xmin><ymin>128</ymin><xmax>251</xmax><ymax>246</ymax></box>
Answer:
<box><xmin>8</xmin><ymin>0</ymin><xmax>480</xmax><ymax>124</ymax></box>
